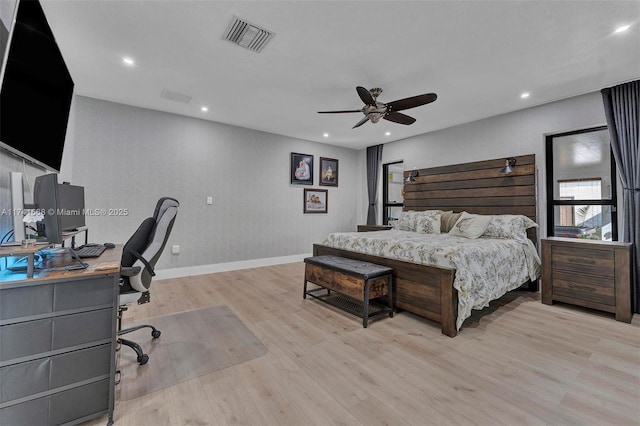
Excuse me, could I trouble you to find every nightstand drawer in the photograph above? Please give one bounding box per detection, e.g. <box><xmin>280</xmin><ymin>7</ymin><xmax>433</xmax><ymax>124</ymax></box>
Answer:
<box><xmin>551</xmin><ymin>245</ymin><xmax>614</xmax><ymax>277</ymax></box>
<box><xmin>551</xmin><ymin>270</ymin><xmax>615</xmax><ymax>306</ymax></box>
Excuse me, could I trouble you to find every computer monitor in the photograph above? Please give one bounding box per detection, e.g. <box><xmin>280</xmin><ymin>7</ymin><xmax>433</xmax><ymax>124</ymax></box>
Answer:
<box><xmin>57</xmin><ymin>183</ymin><xmax>85</xmax><ymax>231</ymax></box>
<box><xmin>33</xmin><ymin>173</ymin><xmax>63</xmax><ymax>244</ymax></box>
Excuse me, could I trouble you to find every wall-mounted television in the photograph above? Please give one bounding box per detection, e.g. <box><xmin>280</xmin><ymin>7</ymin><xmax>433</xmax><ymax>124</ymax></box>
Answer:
<box><xmin>0</xmin><ymin>0</ymin><xmax>74</xmax><ymax>172</ymax></box>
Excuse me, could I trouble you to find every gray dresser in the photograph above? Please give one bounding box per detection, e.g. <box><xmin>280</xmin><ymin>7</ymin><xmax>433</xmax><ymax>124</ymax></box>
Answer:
<box><xmin>0</xmin><ymin>248</ymin><xmax>121</xmax><ymax>425</ymax></box>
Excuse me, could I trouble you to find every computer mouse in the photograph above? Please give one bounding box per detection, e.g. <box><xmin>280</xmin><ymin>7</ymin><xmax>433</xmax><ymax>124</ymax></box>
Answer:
<box><xmin>104</xmin><ymin>243</ymin><xmax>116</xmax><ymax>249</ymax></box>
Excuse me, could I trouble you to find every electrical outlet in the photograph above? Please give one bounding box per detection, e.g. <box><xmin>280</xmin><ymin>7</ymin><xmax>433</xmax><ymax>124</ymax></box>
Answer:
<box><xmin>171</xmin><ymin>245</ymin><xmax>180</xmax><ymax>254</ymax></box>
<box><xmin>206</xmin><ymin>196</ymin><xmax>213</xmax><ymax>205</ymax></box>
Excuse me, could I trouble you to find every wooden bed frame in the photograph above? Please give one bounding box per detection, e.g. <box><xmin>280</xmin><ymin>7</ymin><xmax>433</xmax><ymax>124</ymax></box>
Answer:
<box><xmin>313</xmin><ymin>154</ymin><xmax>538</xmax><ymax>337</ymax></box>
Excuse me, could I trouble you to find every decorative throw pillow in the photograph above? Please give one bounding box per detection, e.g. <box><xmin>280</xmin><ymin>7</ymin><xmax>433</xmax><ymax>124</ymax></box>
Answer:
<box><xmin>392</xmin><ymin>211</ymin><xmax>417</xmax><ymax>231</ymax></box>
<box><xmin>393</xmin><ymin>210</ymin><xmax>440</xmax><ymax>232</ymax></box>
<box><xmin>441</xmin><ymin>211</ymin><xmax>462</xmax><ymax>233</ymax></box>
<box><xmin>482</xmin><ymin>215</ymin><xmax>538</xmax><ymax>242</ymax></box>
<box><xmin>448</xmin><ymin>212</ymin><xmax>492</xmax><ymax>239</ymax></box>
<box><xmin>416</xmin><ymin>214</ymin><xmax>441</xmax><ymax>234</ymax></box>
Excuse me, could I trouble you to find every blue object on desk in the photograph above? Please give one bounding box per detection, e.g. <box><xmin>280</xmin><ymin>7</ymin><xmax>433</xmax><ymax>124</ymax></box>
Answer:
<box><xmin>7</xmin><ymin>254</ymin><xmax>42</xmax><ymax>272</ymax></box>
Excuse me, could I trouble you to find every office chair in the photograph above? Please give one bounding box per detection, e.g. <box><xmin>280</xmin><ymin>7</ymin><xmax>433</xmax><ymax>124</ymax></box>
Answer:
<box><xmin>118</xmin><ymin>197</ymin><xmax>179</xmax><ymax>365</ymax></box>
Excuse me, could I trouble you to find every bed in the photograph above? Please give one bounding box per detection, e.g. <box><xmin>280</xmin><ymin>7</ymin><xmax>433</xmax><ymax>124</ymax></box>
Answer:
<box><xmin>313</xmin><ymin>154</ymin><xmax>540</xmax><ymax>337</ymax></box>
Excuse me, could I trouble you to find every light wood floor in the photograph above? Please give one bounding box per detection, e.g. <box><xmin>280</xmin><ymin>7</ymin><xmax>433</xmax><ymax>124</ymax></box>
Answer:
<box><xmin>89</xmin><ymin>263</ymin><xmax>639</xmax><ymax>426</ymax></box>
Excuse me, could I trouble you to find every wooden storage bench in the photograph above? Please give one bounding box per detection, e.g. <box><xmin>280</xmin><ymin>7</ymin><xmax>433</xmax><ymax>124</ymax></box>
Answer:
<box><xmin>303</xmin><ymin>255</ymin><xmax>393</xmax><ymax>327</ymax></box>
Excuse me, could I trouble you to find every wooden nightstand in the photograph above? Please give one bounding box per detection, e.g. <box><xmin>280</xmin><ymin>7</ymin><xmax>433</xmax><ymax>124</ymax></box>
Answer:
<box><xmin>541</xmin><ymin>237</ymin><xmax>633</xmax><ymax>323</ymax></box>
<box><xmin>357</xmin><ymin>225</ymin><xmax>392</xmax><ymax>232</ymax></box>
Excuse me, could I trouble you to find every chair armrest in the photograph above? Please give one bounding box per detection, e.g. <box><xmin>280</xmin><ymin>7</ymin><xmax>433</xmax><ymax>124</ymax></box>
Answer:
<box><xmin>120</xmin><ymin>266</ymin><xmax>142</xmax><ymax>277</ymax></box>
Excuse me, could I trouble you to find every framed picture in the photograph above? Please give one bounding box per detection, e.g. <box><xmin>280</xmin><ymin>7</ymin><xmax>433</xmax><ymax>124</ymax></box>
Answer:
<box><xmin>291</xmin><ymin>153</ymin><xmax>314</xmax><ymax>185</ymax></box>
<box><xmin>304</xmin><ymin>188</ymin><xmax>328</xmax><ymax>213</ymax></box>
<box><xmin>319</xmin><ymin>157</ymin><xmax>338</xmax><ymax>186</ymax></box>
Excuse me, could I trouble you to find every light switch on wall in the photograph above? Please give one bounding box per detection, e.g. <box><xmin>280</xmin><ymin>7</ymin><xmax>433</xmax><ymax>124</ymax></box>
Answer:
<box><xmin>206</xmin><ymin>196</ymin><xmax>213</xmax><ymax>205</ymax></box>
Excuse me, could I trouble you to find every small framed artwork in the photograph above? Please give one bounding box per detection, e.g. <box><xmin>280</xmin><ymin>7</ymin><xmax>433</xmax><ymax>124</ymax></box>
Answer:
<box><xmin>291</xmin><ymin>153</ymin><xmax>314</xmax><ymax>185</ymax></box>
<box><xmin>304</xmin><ymin>188</ymin><xmax>328</xmax><ymax>213</ymax></box>
<box><xmin>319</xmin><ymin>157</ymin><xmax>338</xmax><ymax>187</ymax></box>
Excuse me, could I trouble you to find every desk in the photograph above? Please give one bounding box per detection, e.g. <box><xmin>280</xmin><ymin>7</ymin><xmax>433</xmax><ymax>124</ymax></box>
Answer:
<box><xmin>0</xmin><ymin>246</ymin><xmax>121</xmax><ymax>425</ymax></box>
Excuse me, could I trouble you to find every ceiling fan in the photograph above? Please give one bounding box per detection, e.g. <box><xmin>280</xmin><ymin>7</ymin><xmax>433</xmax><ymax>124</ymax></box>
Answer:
<box><xmin>318</xmin><ymin>86</ymin><xmax>437</xmax><ymax>129</ymax></box>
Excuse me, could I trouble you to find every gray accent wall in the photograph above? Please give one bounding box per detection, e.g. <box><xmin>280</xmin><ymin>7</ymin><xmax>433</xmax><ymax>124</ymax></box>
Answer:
<box><xmin>67</xmin><ymin>96</ymin><xmax>363</xmax><ymax>270</ymax></box>
<box><xmin>1</xmin><ymin>89</ymin><xmax>613</xmax><ymax>273</ymax></box>
<box><xmin>378</xmin><ymin>91</ymin><xmax>609</xmax><ymax>238</ymax></box>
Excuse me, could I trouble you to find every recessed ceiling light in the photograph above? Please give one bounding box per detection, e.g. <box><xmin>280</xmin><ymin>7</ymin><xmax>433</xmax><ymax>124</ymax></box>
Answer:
<box><xmin>323</xmin><ymin>133</ymin><xmax>329</xmax><ymax>138</ymax></box>
<box><xmin>614</xmin><ymin>24</ymin><xmax>631</xmax><ymax>33</ymax></box>
<box><xmin>201</xmin><ymin>106</ymin><xmax>208</xmax><ymax>112</ymax></box>
<box><xmin>520</xmin><ymin>92</ymin><xmax>530</xmax><ymax>99</ymax></box>
<box><xmin>385</xmin><ymin>131</ymin><xmax>391</xmax><ymax>136</ymax></box>
<box><xmin>122</xmin><ymin>57</ymin><xmax>135</xmax><ymax>66</ymax></box>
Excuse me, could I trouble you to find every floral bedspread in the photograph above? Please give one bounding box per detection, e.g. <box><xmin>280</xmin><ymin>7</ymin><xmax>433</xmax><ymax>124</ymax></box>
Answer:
<box><xmin>320</xmin><ymin>230</ymin><xmax>541</xmax><ymax>330</ymax></box>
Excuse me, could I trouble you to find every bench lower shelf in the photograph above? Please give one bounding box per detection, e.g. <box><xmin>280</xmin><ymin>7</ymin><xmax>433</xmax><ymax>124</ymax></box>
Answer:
<box><xmin>304</xmin><ymin>285</ymin><xmax>394</xmax><ymax>327</ymax></box>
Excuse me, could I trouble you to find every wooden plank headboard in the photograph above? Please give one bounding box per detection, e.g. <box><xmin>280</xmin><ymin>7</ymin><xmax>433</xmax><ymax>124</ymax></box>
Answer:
<box><xmin>403</xmin><ymin>154</ymin><xmax>537</xmax><ymax>238</ymax></box>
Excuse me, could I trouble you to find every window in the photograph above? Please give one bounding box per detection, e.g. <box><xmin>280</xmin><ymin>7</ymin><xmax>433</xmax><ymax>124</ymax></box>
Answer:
<box><xmin>383</xmin><ymin>161</ymin><xmax>404</xmax><ymax>226</ymax></box>
<box><xmin>546</xmin><ymin>126</ymin><xmax>618</xmax><ymax>241</ymax></box>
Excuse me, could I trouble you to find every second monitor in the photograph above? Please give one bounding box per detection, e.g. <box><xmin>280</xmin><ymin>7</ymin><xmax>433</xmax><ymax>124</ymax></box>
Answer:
<box><xmin>33</xmin><ymin>174</ymin><xmax>86</xmax><ymax>244</ymax></box>
<box><xmin>58</xmin><ymin>182</ymin><xmax>85</xmax><ymax>231</ymax></box>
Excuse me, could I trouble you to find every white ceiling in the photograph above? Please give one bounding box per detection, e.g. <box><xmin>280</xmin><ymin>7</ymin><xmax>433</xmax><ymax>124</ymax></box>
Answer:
<box><xmin>38</xmin><ymin>0</ymin><xmax>639</xmax><ymax>150</ymax></box>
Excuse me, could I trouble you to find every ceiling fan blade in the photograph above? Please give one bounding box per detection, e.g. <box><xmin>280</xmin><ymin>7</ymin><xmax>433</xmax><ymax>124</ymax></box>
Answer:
<box><xmin>383</xmin><ymin>111</ymin><xmax>416</xmax><ymax>125</ymax></box>
<box><xmin>356</xmin><ymin>86</ymin><xmax>376</xmax><ymax>106</ymax></box>
<box><xmin>387</xmin><ymin>93</ymin><xmax>437</xmax><ymax>112</ymax></box>
<box><xmin>352</xmin><ymin>116</ymin><xmax>370</xmax><ymax>129</ymax></box>
<box><xmin>317</xmin><ymin>109</ymin><xmax>362</xmax><ymax>114</ymax></box>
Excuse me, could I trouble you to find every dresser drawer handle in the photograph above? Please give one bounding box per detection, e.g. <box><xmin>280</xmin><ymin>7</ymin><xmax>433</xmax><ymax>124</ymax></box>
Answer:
<box><xmin>568</xmin><ymin>284</ymin><xmax>595</xmax><ymax>292</ymax></box>
<box><xmin>567</xmin><ymin>258</ymin><xmax>596</xmax><ymax>265</ymax></box>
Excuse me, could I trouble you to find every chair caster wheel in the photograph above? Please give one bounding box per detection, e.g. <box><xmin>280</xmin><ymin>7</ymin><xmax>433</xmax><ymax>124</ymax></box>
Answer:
<box><xmin>137</xmin><ymin>354</ymin><xmax>149</xmax><ymax>365</ymax></box>
<box><xmin>151</xmin><ymin>330</ymin><xmax>161</xmax><ymax>339</ymax></box>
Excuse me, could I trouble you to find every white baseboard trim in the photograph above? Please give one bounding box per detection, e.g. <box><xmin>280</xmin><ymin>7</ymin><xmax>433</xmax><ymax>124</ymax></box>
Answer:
<box><xmin>154</xmin><ymin>253</ymin><xmax>312</xmax><ymax>281</ymax></box>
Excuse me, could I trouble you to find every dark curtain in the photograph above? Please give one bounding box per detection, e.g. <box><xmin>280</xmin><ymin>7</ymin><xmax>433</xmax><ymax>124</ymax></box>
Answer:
<box><xmin>601</xmin><ymin>80</ymin><xmax>640</xmax><ymax>312</ymax></box>
<box><xmin>366</xmin><ymin>144</ymin><xmax>384</xmax><ymax>225</ymax></box>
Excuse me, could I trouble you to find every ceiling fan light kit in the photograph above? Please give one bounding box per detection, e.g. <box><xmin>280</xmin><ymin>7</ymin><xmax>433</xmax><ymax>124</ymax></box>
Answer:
<box><xmin>318</xmin><ymin>86</ymin><xmax>437</xmax><ymax>129</ymax></box>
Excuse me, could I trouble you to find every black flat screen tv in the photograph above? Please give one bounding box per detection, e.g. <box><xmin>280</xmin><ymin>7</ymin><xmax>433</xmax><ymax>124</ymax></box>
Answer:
<box><xmin>0</xmin><ymin>0</ymin><xmax>74</xmax><ymax>172</ymax></box>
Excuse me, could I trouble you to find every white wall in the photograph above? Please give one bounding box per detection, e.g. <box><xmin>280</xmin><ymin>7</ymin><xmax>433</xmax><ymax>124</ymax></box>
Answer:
<box><xmin>66</xmin><ymin>96</ymin><xmax>363</xmax><ymax>271</ymax></box>
<box><xmin>375</xmin><ymin>91</ymin><xmax>609</xmax><ymax>237</ymax></box>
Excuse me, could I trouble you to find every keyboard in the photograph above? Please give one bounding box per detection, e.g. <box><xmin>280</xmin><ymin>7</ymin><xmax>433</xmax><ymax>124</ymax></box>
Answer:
<box><xmin>74</xmin><ymin>245</ymin><xmax>107</xmax><ymax>258</ymax></box>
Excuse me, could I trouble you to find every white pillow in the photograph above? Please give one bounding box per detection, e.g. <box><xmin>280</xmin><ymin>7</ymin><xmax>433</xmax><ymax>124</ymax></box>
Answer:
<box><xmin>448</xmin><ymin>212</ymin><xmax>491</xmax><ymax>239</ymax></box>
<box><xmin>416</xmin><ymin>214</ymin><xmax>441</xmax><ymax>234</ymax></box>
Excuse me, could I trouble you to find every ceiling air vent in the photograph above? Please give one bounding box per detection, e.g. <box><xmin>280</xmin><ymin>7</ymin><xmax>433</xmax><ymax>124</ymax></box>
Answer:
<box><xmin>223</xmin><ymin>15</ymin><xmax>274</xmax><ymax>53</ymax></box>
<box><xmin>160</xmin><ymin>89</ymin><xmax>193</xmax><ymax>104</ymax></box>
